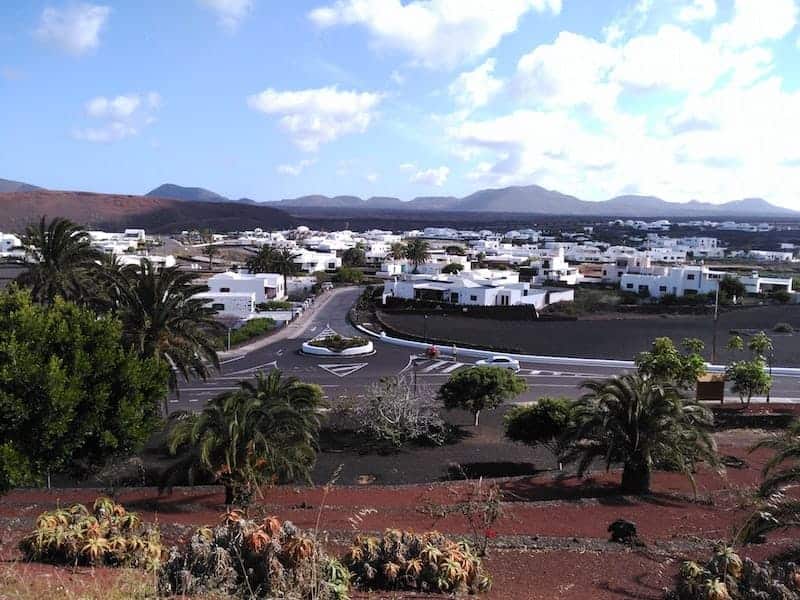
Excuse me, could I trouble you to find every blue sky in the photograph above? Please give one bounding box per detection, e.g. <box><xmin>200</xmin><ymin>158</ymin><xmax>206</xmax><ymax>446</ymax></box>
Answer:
<box><xmin>2</xmin><ymin>0</ymin><xmax>800</xmax><ymax>207</ymax></box>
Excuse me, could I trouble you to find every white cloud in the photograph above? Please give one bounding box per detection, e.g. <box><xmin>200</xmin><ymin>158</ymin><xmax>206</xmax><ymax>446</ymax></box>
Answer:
<box><xmin>513</xmin><ymin>32</ymin><xmax>620</xmax><ymax>113</ymax></box>
<box><xmin>308</xmin><ymin>0</ymin><xmax>561</xmax><ymax>69</ymax></box>
<box><xmin>390</xmin><ymin>69</ymin><xmax>405</xmax><ymax>85</ymax></box>
<box><xmin>677</xmin><ymin>0</ymin><xmax>717</xmax><ymax>22</ymax></box>
<box><xmin>449</xmin><ymin>58</ymin><xmax>504</xmax><ymax>110</ymax></box>
<box><xmin>247</xmin><ymin>86</ymin><xmax>383</xmax><ymax>152</ymax></box>
<box><xmin>73</xmin><ymin>92</ymin><xmax>161</xmax><ymax>143</ymax></box>
<box><xmin>408</xmin><ymin>165</ymin><xmax>450</xmax><ymax>186</ymax></box>
<box><xmin>613</xmin><ymin>25</ymin><xmax>724</xmax><ymax>92</ymax></box>
<box><xmin>712</xmin><ymin>0</ymin><xmax>798</xmax><ymax>47</ymax></box>
<box><xmin>277</xmin><ymin>159</ymin><xmax>315</xmax><ymax>176</ymax></box>
<box><xmin>198</xmin><ymin>0</ymin><xmax>253</xmax><ymax>31</ymax></box>
<box><xmin>365</xmin><ymin>172</ymin><xmax>379</xmax><ymax>182</ymax></box>
<box><xmin>36</xmin><ymin>3</ymin><xmax>110</xmax><ymax>56</ymax></box>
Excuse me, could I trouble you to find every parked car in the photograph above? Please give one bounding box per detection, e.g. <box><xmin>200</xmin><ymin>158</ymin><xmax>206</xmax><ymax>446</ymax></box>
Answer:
<box><xmin>475</xmin><ymin>356</ymin><xmax>521</xmax><ymax>372</ymax></box>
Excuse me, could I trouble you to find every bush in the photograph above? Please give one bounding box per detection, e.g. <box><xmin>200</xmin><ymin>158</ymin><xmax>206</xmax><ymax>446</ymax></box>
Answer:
<box><xmin>344</xmin><ymin>530</ymin><xmax>491</xmax><ymax>595</ymax></box>
<box><xmin>334</xmin><ymin>267</ymin><xmax>363</xmax><ymax>284</ymax></box>
<box><xmin>159</xmin><ymin>511</ymin><xmax>348</xmax><ymax>599</ymax></box>
<box><xmin>19</xmin><ymin>497</ymin><xmax>162</xmax><ymax>569</ymax></box>
<box><xmin>308</xmin><ymin>334</ymin><xmax>368</xmax><ymax>352</ymax></box>
<box><xmin>332</xmin><ymin>375</ymin><xmax>448</xmax><ymax>448</ymax></box>
<box><xmin>667</xmin><ymin>544</ymin><xmax>800</xmax><ymax>600</ymax></box>
<box><xmin>218</xmin><ymin>318</ymin><xmax>276</xmax><ymax>349</ymax></box>
<box><xmin>256</xmin><ymin>300</ymin><xmax>292</xmax><ymax>311</ymax></box>
<box><xmin>769</xmin><ymin>289</ymin><xmax>792</xmax><ymax>303</ymax></box>
<box><xmin>504</xmin><ymin>397</ymin><xmax>574</xmax><ymax>458</ymax></box>
<box><xmin>774</xmin><ymin>322</ymin><xmax>794</xmax><ymax>333</ymax></box>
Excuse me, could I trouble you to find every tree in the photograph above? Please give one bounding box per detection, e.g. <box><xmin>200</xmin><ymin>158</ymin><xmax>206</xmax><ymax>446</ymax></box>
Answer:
<box><xmin>245</xmin><ymin>245</ymin><xmax>277</xmax><ymax>274</ymax></box>
<box><xmin>15</xmin><ymin>216</ymin><xmax>102</xmax><ymax>304</ymax></box>
<box><xmin>201</xmin><ymin>237</ymin><xmax>219</xmax><ymax>269</ymax></box>
<box><xmin>748</xmin><ymin>331</ymin><xmax>774</xmax><ymax>359</ymax></box>
<box><xmin>334</xmin><ymin>266</ymin><xmax>363</xmax><ymax>283</ymax></box>
<box><xmin>738</xmin><ymin>420</ymin><xmax>800</xmax><ymax>543</ymax></box>
<box><xmin>441</xmin><ymin>263</ymin><xmax>464</xmax><ymax>275</ymax></box>
<box><xmin>635</xmin><ymin>337</ymin><xmax>707</xmax><ymax>390</ymax></box>
<box><xmin>719</xmin><ymin>275</ymin><xmax>746</xmax><ymax>303</ymax></box>
<box><xmin>0</xmin><ymin>288</ymin><xmax>168</xmax><ymax>492</ymax></box>
<box><xmin>388</xmin><ymin>242</ymin><xmax>407</xmax><ymax>260</ymax></box>
<box><xmin>342</xmin><ymin>246</ymin><xmax>366</xmax><ymax>267</ymax></box>
<box><xmin>405</xmin><ymin>239</ymin><xmax>431</xmax><ymax>273</ymax></box>
<box><xmin>167</xmin><ymin>370</ymin><xmax>322</xmax><ymax>507</ymax></box>
<box><xmin>438</xmin><ymin>366</ymin><xmax>527</xmax><ymax>426</ymax></box>
<box><xmin>104</xmin><ymin>259</ymin><xmax>224</xmax><ymax>408</ymax></box>
<box><xmin>562</xmin><ymin>374</ymin><xmax>718</xmax><ymax>494</ymax></box>
<box><xmin>444</xmin><ymin>245</ymin><xmax>466</xmax><ymax>256</ymax></box>
<box><xmin>504</xmin><ymin>397</ymin><xmax>574</xmax><ymax>469</ymax></box>
<box><xmin>271</xmin><ymin>248</ymin><xmax>301</xmax><ymax>294</ymax></box>
<box><xmin>726</xmin><ymin>359</ymin><xmax>771</xmax><ymax>405</ymax></box>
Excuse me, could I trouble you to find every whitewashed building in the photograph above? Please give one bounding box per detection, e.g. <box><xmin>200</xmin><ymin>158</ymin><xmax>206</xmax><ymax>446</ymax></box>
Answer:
<box><xmin>206</xmin><ymin>271</ymin><xmax>286</xmax><ymax>302</ymax></box>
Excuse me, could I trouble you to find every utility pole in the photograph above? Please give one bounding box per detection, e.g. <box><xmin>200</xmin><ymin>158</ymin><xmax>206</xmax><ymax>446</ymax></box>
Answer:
<box><xmin>711</xmin><ymin>283</ymin><xmax>720</xmax><ymax>363</ymax></box>
<box><xmin>227</xmin><ymin>328</ymin><xmax>232</xmax><ymax>352</ymax></box>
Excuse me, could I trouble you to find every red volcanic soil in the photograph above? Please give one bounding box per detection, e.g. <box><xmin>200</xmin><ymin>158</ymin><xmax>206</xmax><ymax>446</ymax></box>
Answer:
<box><xmin>1</xmin><ymin>430</ymin><xmax>796</xmax><ymax>599</ymax></box>
<box><xmin>0</xmin><ymin>190</ymin><xmax>294</xmax><ymax>233</ymax></box>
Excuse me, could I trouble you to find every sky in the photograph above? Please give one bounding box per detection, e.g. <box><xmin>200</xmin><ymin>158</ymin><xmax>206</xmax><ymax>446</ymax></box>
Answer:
<box><xmin>2</xmin><ymin>0</ymin><xmax>800</xmax><ymax>208</ymax></box>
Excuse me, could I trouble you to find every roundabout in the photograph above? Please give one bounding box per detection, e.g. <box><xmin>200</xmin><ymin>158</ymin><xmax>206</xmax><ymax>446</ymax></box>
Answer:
<box><xmin>300</xmin><ymin>324</ymin><xmax>374</xmax><ymax>357</ymax></box>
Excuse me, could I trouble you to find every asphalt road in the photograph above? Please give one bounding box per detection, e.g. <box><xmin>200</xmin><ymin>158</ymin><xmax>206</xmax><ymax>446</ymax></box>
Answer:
<box><xmin>173</xmin><ymin>287</ymin><xmax>800</xmax><ymax>411</ymax></box>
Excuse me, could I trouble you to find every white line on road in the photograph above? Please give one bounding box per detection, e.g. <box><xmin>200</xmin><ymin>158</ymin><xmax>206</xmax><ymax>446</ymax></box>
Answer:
<box><xmin>420</xmin><ymin>360</ymin><xmax>448</xmax><ymax>373</ymax></box>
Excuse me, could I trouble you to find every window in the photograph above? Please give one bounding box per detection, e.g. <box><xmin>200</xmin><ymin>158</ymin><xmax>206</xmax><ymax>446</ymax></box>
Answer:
<box><xmin>523</xmin><ymin>289</ymin><xmax>528</xmax><ymax>296</ymax></box>
<box><xmin>618</xmin><ymin>271</ymin><xmax>623</xmax><ymax>277</ymax></box>
<box><xmin>219</xmin><ymin>287</ymin><xmax>230</xmax><ymax>293</ymax></box>
<box><xmin>211</xmin><ymin>303</ymin><xmax>225</xmax><ymax>311</ymax></box>
<box><xmin>659</xmin><ymin>286</ymin><xmax>667</xmax><ymax>292</ymax></box>
<box><xmin>470</xmin><ymin>295</ymin><xmax>477</xmax><ymax>301</ymax></box>
<box><xmin>626</xmin><ymin>283</ymin><xmax>634</xmax><ymax>289</ymax></box>
<box><xmin>638</xmin><ymin>285</ymin><xmax>648</xmax><ymax>293</ymax></box>
<box><xmin>687</xmin><ymin>274</ymin><xmax>696</xmax><ymax>280</ymax></box>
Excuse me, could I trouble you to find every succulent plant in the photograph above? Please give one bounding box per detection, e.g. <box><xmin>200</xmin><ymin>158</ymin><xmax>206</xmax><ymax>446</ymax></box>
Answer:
<box><xmin>19</xmin><ymin>497</ymin><xmax>160</xmax><ymax>569</ymax></box>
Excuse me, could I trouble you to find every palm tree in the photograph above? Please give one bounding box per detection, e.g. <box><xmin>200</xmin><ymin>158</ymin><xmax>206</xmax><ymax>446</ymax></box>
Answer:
<box><xmin>404</xmin><ymin>239</ymin><xmax>430</xmax><ymax>273</ymax></box>
<box><xmin>104</xmin><ymin>259</ymin><xmax>224</xmax><ymax>409</ymax></box>
<box><xmin>562</xmin><ymin>374</ymin><xmax>718</xmax><ymax>494</ymax></box>
<box><xmin>167</xmin><ymin>370</ymin><xmax>322</xmax><ymax>507</ymax></box>
<box><xmin>737</xmin><ymin>421</ymin><xmax>800</xmax><ymax>542</ymax></box>
<box><xmin>388</xmin><ymin>242</ymin><xmax>407</xmax><ymax>261</ymax></box>
<box><xmin>245</xmin><ymin>245</ymin><xmax>277</xmax><ymax>273</ymax></box>
<box><xmin>15</xmin><ymin>216</ymin><xmax>102</xmax><ymax>304</ymax></box>
<box><xmin>270</xmin><ymin>248</ymin><xmax>301</xmax><ymax>294</ymax></box>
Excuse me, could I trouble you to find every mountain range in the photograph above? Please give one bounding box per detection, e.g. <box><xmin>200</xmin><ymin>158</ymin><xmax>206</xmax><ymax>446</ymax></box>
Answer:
<box><xmin>4</xmin><ymin>178</ymin><xmax>797</xmax><ymax>219</ymax></box>
<box><xmin>146</xmin><ymin>182</ymin><xmax>796</xmax><ymax>218</ymax></box>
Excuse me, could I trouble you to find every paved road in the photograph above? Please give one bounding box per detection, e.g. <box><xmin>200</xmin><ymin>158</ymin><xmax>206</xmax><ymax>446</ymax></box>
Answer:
<box><xmin>173</xmin><ymin>287</ymin><xmax>800</xmax><ymax>411</ymax></box>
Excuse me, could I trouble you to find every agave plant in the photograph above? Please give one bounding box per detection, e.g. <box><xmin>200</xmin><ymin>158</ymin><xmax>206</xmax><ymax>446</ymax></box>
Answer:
<box><xmin>159</xmin><ymin>513</ymin><xmax>346</xmax><ymax>599</ymax></box>
<box><xmin>19</xmin><ymin>497</ymin><xmax>161</xmax><ymax>569</ymax></box>
<box><xmin>343</xmin><ymin>529</ymin><xmax>490</xmax><ymax>594</ymax></box>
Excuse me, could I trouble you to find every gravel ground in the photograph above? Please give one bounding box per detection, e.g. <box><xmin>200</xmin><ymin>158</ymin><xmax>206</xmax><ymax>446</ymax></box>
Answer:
<box><xmin>379</xmin><ymin>304</ymin><xmax>800</xmax><ymax>365</ymax></box>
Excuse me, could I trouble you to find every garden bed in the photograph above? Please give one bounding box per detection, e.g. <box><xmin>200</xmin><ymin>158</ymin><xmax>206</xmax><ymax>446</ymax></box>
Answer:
<box><xmin>302</xmin><ymin>333</ymin><xmax>374</xmax><ymax>356</ymax></box>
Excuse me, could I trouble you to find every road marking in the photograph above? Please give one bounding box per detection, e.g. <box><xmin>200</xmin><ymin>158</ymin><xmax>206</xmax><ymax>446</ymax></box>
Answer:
<box><xmin>220</xmin><ymin>355</ymin><xmax>247</xmax><ymax>365</ymax></box>
<box><xmin>421</xmin><ymin>360</ymin><xmax>448</xmax><ymax>373</ymax></box>
<box><xmin>440</xmin><ymin>362</ymin><xmax>464</xmax><ymax>373</ymax></box>
<box><xmin>318</xmin><ymin>363</ymin><xmax>369</xmax><ymax>378</ymax></box>
<box><xmin>226</xmin><ymin>360</ymin><xmax>278</xmax><ymax>376</ymax></box>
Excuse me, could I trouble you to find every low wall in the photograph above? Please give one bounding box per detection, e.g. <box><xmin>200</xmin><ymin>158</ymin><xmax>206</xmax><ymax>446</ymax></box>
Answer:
<box><xmin>301</xmin><ymin>339</ymin><xmax>374</xmax><ymax>356</ymax></box>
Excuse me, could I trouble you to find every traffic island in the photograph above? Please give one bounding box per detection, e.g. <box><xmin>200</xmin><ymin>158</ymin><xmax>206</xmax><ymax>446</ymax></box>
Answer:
<box><xmin>301</xmin><ymin>328</ymin><xmax>374</xmax><ymax>356</ymax></box>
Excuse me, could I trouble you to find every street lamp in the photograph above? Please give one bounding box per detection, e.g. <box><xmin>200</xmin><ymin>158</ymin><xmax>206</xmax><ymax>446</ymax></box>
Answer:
<box><xmin>423</xmin><ymin>314</ymin><xmax>429</xmax><ymax>342</ymax></box>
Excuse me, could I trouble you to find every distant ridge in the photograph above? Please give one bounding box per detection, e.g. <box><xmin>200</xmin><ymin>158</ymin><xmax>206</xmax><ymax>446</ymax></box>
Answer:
<box><xmin>0</xmin><ymin>177</ymin><xmax>43</xmax><ymax>193</ymax></box>
<box><xmin>146</xmin><ymin>183</ymin><xmax>229</xmax><ymax>203</ymax></box>
<box><xmin>273</xmin><ymin>185</ymin><xmax>796</xmax><ymax>218</ymax></box>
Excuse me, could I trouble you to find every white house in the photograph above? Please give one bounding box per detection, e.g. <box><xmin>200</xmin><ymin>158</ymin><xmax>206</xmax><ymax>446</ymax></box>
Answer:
<box><xmin>195</xmin><ymin>292</ymin><xmax>256</xmax><ymax>319</ymax></box>
<box><xmin>0</xmin><ymin>233</ymin><xmax>21</xmax><ymax>254</ymax></box>
<box><xmin>293</xmin><ymin>249</ymin><xmax>341</xmax><ymax>273</ymax></box>
<box><xmin>620</xmin><ymin>265</ymin><xmax>725</xmax><ymax>298</ymax></box>
<box><xmin>382</xmin><ymin>274</ymin><xmax>574</xmax><ymax>310</ymax></box>
<box><xmin>738</xmin><ymin>272</ymin><xmax>794</xmax><ymax>294</ymax></box>
<box><xmin>206</xmin><ymin>271</ymin><xmax>286</xmax><ymax>303</ymax></box>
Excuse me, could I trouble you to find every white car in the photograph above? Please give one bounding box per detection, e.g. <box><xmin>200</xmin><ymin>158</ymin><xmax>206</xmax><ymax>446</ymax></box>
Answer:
<box><xmin>475</xmin><ymin>356</ymin><xmax>521</xmax><ymax>372</ymax></box>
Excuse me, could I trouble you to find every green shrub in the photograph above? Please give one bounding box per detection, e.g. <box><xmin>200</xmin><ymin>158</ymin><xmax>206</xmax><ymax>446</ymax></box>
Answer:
<box><xmin>774</xmin><ymin>322</ymin><xmax>794</xmax><ymax>333</ymax></box>
<box><xmin>19</xmin><ymin>497</ymin><xmax>162</xmax><ymax>569</ymax></box>
<box><xmin>504</xmin><ymin>397</ymin><xmax>574</xmax><ymax>457</ymax></box>
<box><xmin>344</xmin><ymin>530</ymin><xmax>490</xmax><ymax>594</ymax></box>
<box><xmin>159</xmin><ymin>511</ymin><xmax>348</xmax><ymax>599</ymax></box>
<box><xmin>256</xmin><ymin>300</ymin><xmax>292</xmax><ymax>311</ymax></box>
<box><xmin>307</xmin><ymin>334</ymin><xmax>368</xmax><ymax>352</ymax></box>
<box><xmin>334</xmin><ymin>267</ymin><xmax>363</xmax><ymax>284</ymax></box>
<box><xmin>769</xmin><ymin>289</ymin><xmax>791</xmax><ymax>303</ymax></box>
<box><xmin>218</xmin><ymin>318</ymin><xmax>276</xmax><ymax>349</ymax></box>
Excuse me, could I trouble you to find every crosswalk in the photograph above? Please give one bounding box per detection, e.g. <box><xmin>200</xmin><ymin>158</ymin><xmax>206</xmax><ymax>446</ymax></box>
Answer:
<box><xmin>409</xmin><ymin>359</ymin><xmax>620</xmax><ymax>379</ymax></box>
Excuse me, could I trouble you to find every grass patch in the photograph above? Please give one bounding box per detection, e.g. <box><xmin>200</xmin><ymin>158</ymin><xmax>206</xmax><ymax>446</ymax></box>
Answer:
<box><xmin>0</xmin><ymin>566</ymin><xmax>159</xmax><ymax>600</ymax></box>
<box><xmin>307</xmin><ymin>334</ymin><xmax>367</xmax><ymax>352</ymax></box>
<box><xmin>216</xmin><ymin>318</ymin><xmax>276</xmax><ymax>349</ymax></box>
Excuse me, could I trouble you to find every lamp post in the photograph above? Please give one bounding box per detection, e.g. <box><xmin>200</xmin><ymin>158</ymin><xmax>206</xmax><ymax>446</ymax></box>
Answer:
<box><xmin>423</xmin><ymin>314</ymin><xmax>429</xmax><ymax>342</ymax></box>
<box><xmin>711</xmin><ymin>283</ymin><xmax>720</xmax><ymax>363</ymax></box>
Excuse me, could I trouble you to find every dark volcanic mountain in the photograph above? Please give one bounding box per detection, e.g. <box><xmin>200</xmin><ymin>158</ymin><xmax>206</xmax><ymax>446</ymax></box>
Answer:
<box><xmin>0</xmin><ymin>177</ymin><xmax>43</xmax><ymax>193</ymax></box>
<box><xmin>274</xmin><ymin>185</ymin><xmax>797</xmax><ymax>217</ymax></box>
<box><xmin>146</xmin><ymin>183</ymin><xmax>230</xmax><ymax>203</ymax></box>
<box><xmin>0</xmin><ymin>190</ymin><xmax>294</xmax><ymax>233</ymax></box>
